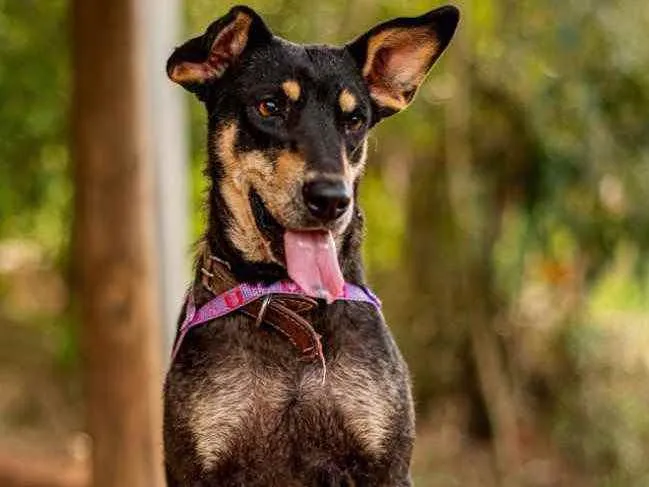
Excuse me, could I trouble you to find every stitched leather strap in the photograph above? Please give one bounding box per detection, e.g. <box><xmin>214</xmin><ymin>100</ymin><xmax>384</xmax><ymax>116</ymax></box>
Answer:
<box><xmin>200</xmin><ymin>255</ymin><xmax>322</xmax><ymax>361</ymax></box>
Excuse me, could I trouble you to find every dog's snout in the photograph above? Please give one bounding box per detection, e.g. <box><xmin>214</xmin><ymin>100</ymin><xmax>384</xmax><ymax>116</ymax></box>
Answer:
<box><xmin>302</xmin><ymin>180</ymin><xmax>351</xmax><ymax>221</ymax></box>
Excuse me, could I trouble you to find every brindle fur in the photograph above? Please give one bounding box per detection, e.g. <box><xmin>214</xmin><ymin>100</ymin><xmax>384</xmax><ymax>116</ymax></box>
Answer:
<box><xmin>164</xmin><ymin>5</ymin><xmax>459</xmax><ymax>486</ymax></box>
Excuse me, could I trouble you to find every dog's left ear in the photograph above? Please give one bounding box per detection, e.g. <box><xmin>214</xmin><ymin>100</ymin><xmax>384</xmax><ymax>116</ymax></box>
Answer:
<box><xmin>167</xmin><ymin>6</ymin><xmax>272</xmax><ymax>97</ymax></box>
<box><xmin>346</xmin><ymin>6</ymin><xmax>459</xmax><ymax>119</ymax></box>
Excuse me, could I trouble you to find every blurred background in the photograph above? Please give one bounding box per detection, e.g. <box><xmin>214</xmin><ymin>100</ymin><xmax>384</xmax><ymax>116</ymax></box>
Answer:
<box><xmin>2</xmin><ymin>0</ymin><xmax>649</xmax><ymax>486</ymax></box>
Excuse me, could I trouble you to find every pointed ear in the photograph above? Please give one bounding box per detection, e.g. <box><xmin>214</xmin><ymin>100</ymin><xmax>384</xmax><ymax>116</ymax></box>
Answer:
<box><xmin>346</xmin><ymin>6</ymin><xmax>459</xmax><ymax>119</ymax></box>
<box><xmin>166</xmin><ymin>6</ymin><xmax>272</xmax><ymax>96</ymax></box>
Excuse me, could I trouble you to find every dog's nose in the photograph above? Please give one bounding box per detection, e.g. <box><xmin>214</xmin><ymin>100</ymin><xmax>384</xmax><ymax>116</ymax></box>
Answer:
<box><xmin>302</xmin><ymin>180</ymin><xmax>351</xmax><ymax>221</ymax></box>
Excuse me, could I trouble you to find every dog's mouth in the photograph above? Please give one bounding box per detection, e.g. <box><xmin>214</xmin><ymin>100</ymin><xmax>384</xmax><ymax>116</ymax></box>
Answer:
<box><xmin>249</xmin><ymin>190</ymin><xmax>344</xmax><ymax>302</ymax></box>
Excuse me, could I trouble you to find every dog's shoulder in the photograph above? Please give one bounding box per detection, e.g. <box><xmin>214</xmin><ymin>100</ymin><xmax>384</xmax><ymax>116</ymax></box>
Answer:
<box><xmin>325</xmin><ymin>302</ymin><xmax>415</xmax><ymax>456</ymax></box>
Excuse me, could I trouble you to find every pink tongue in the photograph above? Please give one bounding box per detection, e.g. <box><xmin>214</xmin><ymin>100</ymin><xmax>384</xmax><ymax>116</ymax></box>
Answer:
<box><xmin>284</xmin><ymin>230</ymin><xmax>344</xmax><ymax>303</ymax></box>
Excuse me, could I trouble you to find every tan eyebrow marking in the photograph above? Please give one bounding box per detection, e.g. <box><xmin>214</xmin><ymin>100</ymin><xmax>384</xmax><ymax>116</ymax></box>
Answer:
<box><xmin>339</xmin><ymin>88</ymin><xmax>358</xmax><ymax>113</ymax></box>
<box><xmin>282</xmin><ymin>80</ymin><xmax>301</xmax><ymax>101</ymax></box>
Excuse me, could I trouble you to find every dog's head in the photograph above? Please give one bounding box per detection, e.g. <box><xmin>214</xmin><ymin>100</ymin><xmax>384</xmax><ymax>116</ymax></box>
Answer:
<box><xmin>168</xmin><ymin>5</ymin><xmax>459</xmax><ymax>299</ymax></box>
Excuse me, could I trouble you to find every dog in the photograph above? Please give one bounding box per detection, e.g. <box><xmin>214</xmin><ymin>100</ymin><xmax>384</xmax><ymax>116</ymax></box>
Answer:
<box><xmin>164</xmin><ymin>5</ymin><xmax>459</xmax><ymax>486</ymax></box>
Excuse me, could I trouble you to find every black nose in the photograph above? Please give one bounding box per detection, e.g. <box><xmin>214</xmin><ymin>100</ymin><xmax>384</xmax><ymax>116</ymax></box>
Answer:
<box><xmin>302</xmin><ymin>180</ymin><xmax>351</xmax><ymax>221</ymax></box>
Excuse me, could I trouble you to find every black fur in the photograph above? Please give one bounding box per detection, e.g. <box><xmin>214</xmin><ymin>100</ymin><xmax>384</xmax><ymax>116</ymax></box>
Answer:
<box><xmin>164</xmin><ymin>5</ymin><xmax>459</xmax><ymax>486</ymax></box>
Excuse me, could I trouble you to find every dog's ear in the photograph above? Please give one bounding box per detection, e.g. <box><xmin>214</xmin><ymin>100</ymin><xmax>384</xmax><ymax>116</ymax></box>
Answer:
<box><xmin>167</xmin><ymin>6</ymin><xmax>272</xmax><ymax>96</ymax></box>
<box><xmin>346</xmin><ymin>6</ymin><xmax>459</xmax><ymax>120</ymax></box>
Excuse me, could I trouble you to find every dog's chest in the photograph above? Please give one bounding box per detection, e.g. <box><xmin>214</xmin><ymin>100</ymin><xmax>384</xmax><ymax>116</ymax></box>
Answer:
<box><xmin>187</xmin><ymin>351</ymin><xmax>398</xmax><ymax>471</ymax></box>
<box><xmin>175</xmin><ymin>306</ymin><xmax>408</xmax><ymax>474</ymax></box>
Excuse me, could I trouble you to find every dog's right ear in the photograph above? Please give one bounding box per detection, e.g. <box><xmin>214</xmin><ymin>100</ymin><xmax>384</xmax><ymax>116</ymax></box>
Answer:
<box><xmin>167</xmin><ymin>6</ymin><xmax>272</xmax><ymax>97</ymax></box>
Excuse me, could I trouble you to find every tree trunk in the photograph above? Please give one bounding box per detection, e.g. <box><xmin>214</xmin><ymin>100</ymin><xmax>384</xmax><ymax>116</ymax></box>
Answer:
<box><xmin>71</xmin><ymin>1</ymin><xmax>164</xmax><ymax>486</ymax></box>
<box><xmin>0</xmin><ymin>451</ymin><xmax>88</xmax><ymax>487</ymax></box>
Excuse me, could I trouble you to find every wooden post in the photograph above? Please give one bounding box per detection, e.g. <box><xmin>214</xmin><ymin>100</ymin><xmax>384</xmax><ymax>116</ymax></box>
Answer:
<box><xmin>142</xmin><ymin>0</ymin><xmax>190</xmax><ymax>358</ymax></box>
<box><xmin>71</xmin><ymin>1</ymin><xmax>164</xmax><ymax>486</ymax></box>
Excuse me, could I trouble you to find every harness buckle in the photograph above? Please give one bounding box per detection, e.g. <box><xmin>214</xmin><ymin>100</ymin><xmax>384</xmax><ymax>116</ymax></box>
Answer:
<box><xmin>254</xmin><ymin>295</ymin><xmax>272</xmax><ymax>328</ymax></box>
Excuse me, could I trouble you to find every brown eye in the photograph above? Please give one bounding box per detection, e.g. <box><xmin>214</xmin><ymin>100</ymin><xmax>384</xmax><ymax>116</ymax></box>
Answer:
<box><xmin>257</xmin><ymin>98</ymin><xmax>281</xmax><ymax>117</ymax></box>
<box><xmin>344</xmin><ymin>114</ymin><xmax>365</xmax><ymax>133</ymax></box>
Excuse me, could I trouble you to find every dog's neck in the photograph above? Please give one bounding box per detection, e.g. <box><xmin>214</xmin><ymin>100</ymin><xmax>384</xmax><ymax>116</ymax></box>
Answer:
<box><xmin>200</xmin><ymin>154</ymin><xmax>367</xmax><ymax>287</ymax></box>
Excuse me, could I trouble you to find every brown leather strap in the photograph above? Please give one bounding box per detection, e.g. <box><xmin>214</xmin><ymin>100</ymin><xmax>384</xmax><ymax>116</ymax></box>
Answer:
<box><xmin>197</xmin><ymin>252</ymin><xmax>323</xmax><ymax>362</ymax></box>
<box><xmin>240</xmin><ymin>298</ymin><xmax>323</xmax><ymax>360</ymax></box>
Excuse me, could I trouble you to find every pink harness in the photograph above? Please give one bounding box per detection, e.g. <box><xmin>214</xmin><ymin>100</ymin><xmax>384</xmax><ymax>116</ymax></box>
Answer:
<box><xmin>171</xmin><ymin>280</ymin><xmax>381</xmax><ymax>361</ymax></box>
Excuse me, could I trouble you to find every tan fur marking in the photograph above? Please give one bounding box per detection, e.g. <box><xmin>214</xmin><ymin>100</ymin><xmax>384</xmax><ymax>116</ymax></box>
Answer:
<box><xmin>332</xmin><ymin>147</ymin><xmax>360</xmax><ymax>250</ymax></box>
<box><xmin>169</xmin><ymin>62</ymin><xmax>217</xmax><ymax>85</ymax></box>
<box><xmin>369</xmin><ymin>89</ymin><xmax>409</xmax><ymax>112</ymax></box>
<box><xmin>282</xmin><ymin>80</ymin><xmax>301</xmax><ymax>101</ymax></box>
<box><xmin>356</xmin><ymin>139</ymin><xmax>369</xmax><ymax>176</ymax></box>
<box><xmin>362</xmin><ymin>26</ymin><xmax>439</xmax><ymax>111</ymax></box>
<box><xmin>339</xmin><ymin>89</ymin><xmax>358</xmax><ymax>112</ymax></box>
<box><xmin>362</xmin><ymin>27</ymin><xmax>437</xmax><ymax>78</ymax></box>
<box><xmin>217</xmin><ymin>124</ymin><xmax>276</xmax><ymax>262</ymax></box>
<box><xmin>246</xmin><ymin>150</ymin><xmax>307</xmax><ymax>224</ymax></box>
<box><xmin>328</xmin><ymin>354</ymin><xmax>398</xmax><ymax>456</ymax></box>
<box><xmin>217</xmin><ymin>125</ymin><xmax>312</xmax><ymax>259</ymax></box>
<box><xmin>224</xmin><ymin>13</ymin><xmax>253</xmax><ymax>59</ymax></box>
<box><xmin>191</xmin><ymin>359</ymin><xmax>292</xmax><ymax>469</ymax></box>
<box><xmin>190</xmin><ymin>365</ymin><xmax>254</xmax><ymax>468</ymax></box>
<box><xmin>342</xmin><ymin>140</ymin><xmax>368</xmax><ymax>181</ymax></box>
<box><xmin>170</xmin><ymin>12</ymin><xmax>252</xmax><ymax>86</ymax></box>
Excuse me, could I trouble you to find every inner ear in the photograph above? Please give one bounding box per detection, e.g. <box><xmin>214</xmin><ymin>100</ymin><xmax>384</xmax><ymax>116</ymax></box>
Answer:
<box><xmin>167</xmin><ymin>6</ymin><xmax>272</xmax><ymax>93</ymax></box>
<box><xmin>364</xmin><ymin>27</ymin><xmax>439</xmax><ymax>109</ymax></box>
<box><xmin>347</xmin><ymin>6</ymin><xmax>459</xmax><ymax>118</ymax></box>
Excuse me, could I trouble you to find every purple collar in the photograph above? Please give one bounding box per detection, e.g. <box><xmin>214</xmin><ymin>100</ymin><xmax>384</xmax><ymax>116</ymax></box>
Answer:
<box><xmin>171</xmin><ymin>280</ymin><xmax>381</xmax><ymax>362</ymax></box>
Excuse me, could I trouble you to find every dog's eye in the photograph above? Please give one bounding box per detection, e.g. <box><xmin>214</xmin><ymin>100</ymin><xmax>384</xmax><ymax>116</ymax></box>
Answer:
<box><xmin>257</xmin><ymin>98</ymin><xmax>282</xmax><ymax>118</ymax></box>
<box><xmin>343</xmin><ymin>114</ymin><xmax>365</xmax><ymax>133</ymax></box>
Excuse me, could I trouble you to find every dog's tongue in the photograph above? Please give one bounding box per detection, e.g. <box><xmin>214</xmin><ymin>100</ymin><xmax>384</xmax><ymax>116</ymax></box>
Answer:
<box><xmin>284</xmin><ymin>230</ymin><xmax>344</xmax><ymax>303</ymax></box>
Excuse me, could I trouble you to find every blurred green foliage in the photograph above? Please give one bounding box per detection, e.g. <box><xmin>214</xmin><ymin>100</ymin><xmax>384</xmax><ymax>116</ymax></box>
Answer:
<box><xmin>0</xmin><ymin>0</ymin><xmax>70</xmax><ymax>258</ymax></box>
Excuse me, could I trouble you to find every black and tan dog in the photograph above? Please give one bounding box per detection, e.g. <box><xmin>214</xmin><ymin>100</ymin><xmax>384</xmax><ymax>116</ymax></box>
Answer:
<box><xmin>164</xmin><ymin>4</ymin><xmax>459</xmax><ymax>486</ymax></box>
